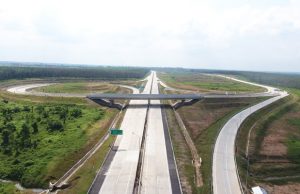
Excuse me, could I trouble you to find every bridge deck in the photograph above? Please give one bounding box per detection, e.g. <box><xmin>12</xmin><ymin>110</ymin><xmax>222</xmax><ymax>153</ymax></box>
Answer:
<box><xmin>87</xmin><ymin>93</ymin><xmax>202</xmax><ymax>100</ymax></box>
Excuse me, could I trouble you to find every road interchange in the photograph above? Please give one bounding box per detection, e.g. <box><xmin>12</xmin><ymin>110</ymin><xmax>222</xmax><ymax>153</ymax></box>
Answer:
<box><xmin>4</xmin><ymin>72</ymin><xmax>289</xmax><ymax>194</ymax></box>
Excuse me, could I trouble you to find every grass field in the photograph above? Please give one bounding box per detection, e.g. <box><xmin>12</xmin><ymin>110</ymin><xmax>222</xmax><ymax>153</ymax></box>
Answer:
<box><xmin>236</xmin><ymin>89</ymin><xmax>300</xmax><ymax>193</ymax></box>
<box><xmin>158</xmin><ymin>72</ymin><xmax>265</xmax><ymax>93</ymax></box>
<box><xmin>34</xmin><ymin>82</ymin><xmax>121</xmax><ymax>94</ymax></box>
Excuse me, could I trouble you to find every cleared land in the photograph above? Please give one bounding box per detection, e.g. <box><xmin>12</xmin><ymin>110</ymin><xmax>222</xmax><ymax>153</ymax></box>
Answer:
<box><xmin>236</xmin><ymin>89</ymin><xmax>300</xmax><ymax>194</ymax></box>
<box><xmin>158</xmin><ymin>72</ymin><xmax>265</xmax><ymax>93</ymax></box>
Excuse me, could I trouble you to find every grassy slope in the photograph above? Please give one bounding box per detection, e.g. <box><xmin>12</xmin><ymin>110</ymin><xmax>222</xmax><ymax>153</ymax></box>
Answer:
<box><xmin>58</xmin><ymin>136</ymin><xmax>115</xmax><ymax>194</ymax></box>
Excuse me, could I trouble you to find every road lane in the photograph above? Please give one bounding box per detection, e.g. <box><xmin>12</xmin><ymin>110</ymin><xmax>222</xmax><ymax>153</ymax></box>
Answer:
<box><xmin>141</xmin><ymin>72</ymin><xmax>175</xmax><ymax>194</ymax></box>
<box><xmin>88</xmin><ymin>72</ymin><xmax>154</xmax><ymax>194</ymax></box>
<box><xmin>212</xmin><ymin>77</ymin><xmax>288</xmax><ymax>194</ymax></box>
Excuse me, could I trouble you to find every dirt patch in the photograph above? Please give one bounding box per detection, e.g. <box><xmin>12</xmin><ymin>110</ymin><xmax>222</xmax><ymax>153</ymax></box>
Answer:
<box><xmin>260</xmin><ymin>110</ymin><xmax>300</xmax><ymax>158</ymax></box>
<box><xmin>262</xmin><ymin>183</ymin><xmax>300</xmax><ymax>194</ymax></box>
<box><xmin>178</xmin><ymin>99</ymin><xmax>257</xmax><ymax>140</ymax></box>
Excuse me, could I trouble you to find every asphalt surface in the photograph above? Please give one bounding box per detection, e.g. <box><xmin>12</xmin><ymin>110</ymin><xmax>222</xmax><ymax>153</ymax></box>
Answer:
<box><xmin>88</xmin><ymin>72</ymin><xmax>153</xmax><ymax>194</ymax></box>
<box><xmin>140</xmin><ymin>72</ymin><xmax>181</xmax><ymax>194</ymax></box>
<box><xmin>212</xmin><ymin>77</ymin><xmax>288</xmax><ymax>194</ymax></box>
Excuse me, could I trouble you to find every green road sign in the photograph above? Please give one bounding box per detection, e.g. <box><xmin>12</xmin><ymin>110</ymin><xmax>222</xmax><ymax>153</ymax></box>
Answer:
<box><xmin>110</xmin><ymin>129</ymin><xmax>123</xmax><ymax>135</ymax></box>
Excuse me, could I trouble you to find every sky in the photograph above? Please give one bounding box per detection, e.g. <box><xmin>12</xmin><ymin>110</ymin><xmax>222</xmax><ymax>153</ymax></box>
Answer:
<box><xmin>0</xmin><ymin>0</ymin><xmax>299</xmax><ymax>72</ymax></box>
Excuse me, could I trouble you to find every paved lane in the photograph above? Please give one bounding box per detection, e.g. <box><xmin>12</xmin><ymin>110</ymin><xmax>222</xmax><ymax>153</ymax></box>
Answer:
<box><xmin>212</xmin><ymin>77</ymin><xmax>288</xmax><ymax>194</ymax></box>
<box><xmin>89</xmin><ymin>72</ymin><xmax>154</xmax><ymax>194</ymax></box>
<box><xmin>141</xmin><ymin>72</ymin><xmax>181</xmax><ymax>194</ymax></box>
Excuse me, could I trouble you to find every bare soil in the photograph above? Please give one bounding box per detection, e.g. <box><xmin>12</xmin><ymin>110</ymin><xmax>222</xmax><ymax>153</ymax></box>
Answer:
<box><xmin>259</xmin><ymin>110</ymin><xmax>300</xmax><ymax>158</ymax></box>
<box><xmin>178</xmin><ymin>99</ymin><xmax>256</xmax><ymax>140</ymax></box>
<box><xmin>262</xmin><ymin>183</ymin><xmax>300</xmax><ymax>194</ymax></box>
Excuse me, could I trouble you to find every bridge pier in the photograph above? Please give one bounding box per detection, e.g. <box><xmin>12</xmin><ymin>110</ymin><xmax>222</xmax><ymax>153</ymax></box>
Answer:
<box><xmin>172</xmin><ymin>99</ymin><xmax>201</xmax><ymax>110</ymax></box>
<box><xmin>91</xmin><ymin>98</ymin><xmax>123</xmax><ymax>110</ymax></box>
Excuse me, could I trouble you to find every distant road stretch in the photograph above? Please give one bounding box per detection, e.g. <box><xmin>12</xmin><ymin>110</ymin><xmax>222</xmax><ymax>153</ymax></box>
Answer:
<box><xmin>212</xmin><ymin>76</ymin><xmax>288</xmax><ymax>194</ymax></box>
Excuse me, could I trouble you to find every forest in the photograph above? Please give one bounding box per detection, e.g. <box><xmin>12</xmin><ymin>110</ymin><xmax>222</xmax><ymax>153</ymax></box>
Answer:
<box><xmin>0</xmin><ymin>65</ymin><xmax>149</xmax><ymax>81</ymax></box>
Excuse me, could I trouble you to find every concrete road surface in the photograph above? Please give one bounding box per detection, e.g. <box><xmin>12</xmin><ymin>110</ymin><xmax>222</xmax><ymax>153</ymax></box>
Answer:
<box><xmin>88</xmin><ymin>72</ymin><xmax>154</xmax><ymax>194</ymax></box>
<box><xmin>141</xmin><ymin>72</ymin><xmax>181</xmax><ymax>194</ymax></box>
<box><xmin>212</xmin><ymin>78</ymin><xmax>288</xmax><ymax>194</ymax></box>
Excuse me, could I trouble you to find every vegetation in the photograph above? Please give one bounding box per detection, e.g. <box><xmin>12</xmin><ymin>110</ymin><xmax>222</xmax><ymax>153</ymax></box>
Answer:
<box><xmin>0</xmin><ymin>65</ymin><xmax>148</xmax><ymax>81</ymax></box>
<box><xmin>0</xmin><ymin>182</ymin><xmax>19</xmax><ymax>194</ymax></box>
<box><xmin>34</xmin><ymin>82</ymin><xmax>121</xmax><ymax>94</ymax></box>
<box><xmin>0</xmin><ymin>98</ymin><xmax>106</xmax><ymax>188</ymax></box>
<box><xmin>59</xmin><ymin>136</ymin><xmax>114</xmax><ymax>194</ymax></box>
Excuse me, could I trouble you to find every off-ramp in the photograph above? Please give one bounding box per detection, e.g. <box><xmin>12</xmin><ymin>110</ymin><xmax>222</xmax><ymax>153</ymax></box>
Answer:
<box><xmin>212</xmin><ymin>77</ymin><xmax>288</xmax><ymax>194</ymax></box>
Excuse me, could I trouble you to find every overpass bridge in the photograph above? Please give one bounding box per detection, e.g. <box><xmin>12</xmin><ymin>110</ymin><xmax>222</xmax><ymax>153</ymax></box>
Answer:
<box><xmin>87</xmin><ymin>92</ymin><xmax>277</xmax><ymax>110</ymax></box>
<box><xmin>87</xmin><ymin>93</ymin><xmax>202</xmax><ymax>110</ymax></box>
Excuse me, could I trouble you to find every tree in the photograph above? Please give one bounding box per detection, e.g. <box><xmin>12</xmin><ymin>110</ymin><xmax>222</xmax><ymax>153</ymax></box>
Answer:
<box><xmin>5</xmin><ymin>122</ymin><xmax>16</xmax><ymax>132</ymax></box>
<box><xmin>1</xmin><ymin>129</ymin><xmax>10</xmax><ymax>146</ymax></box>
<box><xmin>18</xmin><ymin>123</ymin><xmax>31</xmax><ymax>148</ymax></box>
<box><xmin>23</xmin><ymin>106</ymin><xmax>30</xmax><ymax>112</ymax></box>
<box><xmin>59</xmin><ymin>107</ymin><xmax>68</xmax><ymax>123</ymax></box>
<box><xmin>47</xmin><ymin>120</ymin><xmax>64</xmax><ymax>132</ymax></box>
<box><xmin>70</xmin><ymin>108</ymin><xmax>82</xmax><ymax>118</ymax></box>
<box><xmin>31</xmin><ymin>122</ymin><xmax>38</xmax><ymax>134</ymax></box>
<box><xmin>20</xmin><ymin>123</ymin><xmax>30</xmax><ymax>139</ymax></box>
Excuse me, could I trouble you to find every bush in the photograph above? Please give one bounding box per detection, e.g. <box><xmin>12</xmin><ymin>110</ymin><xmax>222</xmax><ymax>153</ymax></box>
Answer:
<box><xmin>47</xmin><ymin>120</ymin><xmax>64</xmax><ymax>132</ymax></box>
<box><xmin>70</xmin><ymin>108</ymin><xmax>82</xmax><ymax>118</ymax></box>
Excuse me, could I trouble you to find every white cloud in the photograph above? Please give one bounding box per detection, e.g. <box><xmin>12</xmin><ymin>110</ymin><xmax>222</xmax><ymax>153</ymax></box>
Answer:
<box><xmin>0</xmin><ymin>0</ymin><xmax>299</xmax><ymax>71</ymax></box>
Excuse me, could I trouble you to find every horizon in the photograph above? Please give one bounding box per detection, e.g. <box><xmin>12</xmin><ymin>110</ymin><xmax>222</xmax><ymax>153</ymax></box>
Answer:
<box><xmin>0</xmin><ymin>0</ymin><xmax>299</xmax><ymax>72</ymax></box>
<box><xmin>0</xmin><ymin>60</ymin><xmax>299</xmax><ymax>75</ymax></box>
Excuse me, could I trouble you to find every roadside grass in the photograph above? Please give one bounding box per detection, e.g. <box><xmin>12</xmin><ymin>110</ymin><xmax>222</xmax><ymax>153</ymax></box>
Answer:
<box><xmin>0</xmin><ymin>91</ymin><xmax>87</xmax><ymax>105</ymax></box>
<box><xmin>58</xmin><ymin>136</ymin><xmax>115</xmax><ymax>194</ymax></box>
<box><xmin>158</xmin><ymin>72</ymin><xmax>265</xmax><ymax>93</ymax></box>
<box><xmin>0</xmin><ymin>182</ymin><xmax>20</xmax><ymax>194</ymax></box>
<box><xmin>0</xmin><ymin>182</ymin><xmax>35</xmax><ymax>194</ymax></box>
<box><xmin>165</xmin><ymin>106</ymin><xmax>194</xmax><ymax>193</ymax></box>
<box><xmin>236</xmin><ymin>89</ymin><xmax>300</xmax><ymax>192</ymax></box>
<box><xmin>44</xmin><ymin>109</ymin><xmax>117</xmax><ymax>186</ymax></box>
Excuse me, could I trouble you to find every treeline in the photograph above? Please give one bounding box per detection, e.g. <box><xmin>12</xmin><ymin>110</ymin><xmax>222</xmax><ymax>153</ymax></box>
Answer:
<box><xmin>229</xmin><ymin>72</ymin><xmax>300</xmax><ymax>90</ymax></box>
<box><xmin>0</xmin><ymin>65</ymin><xmax>149</xmax><ymax>81</ymax></box>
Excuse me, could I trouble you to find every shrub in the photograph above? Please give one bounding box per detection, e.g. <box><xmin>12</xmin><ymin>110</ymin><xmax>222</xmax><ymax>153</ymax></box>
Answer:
<box><xmin>70</xmin><ymin>108</ymin><xmax>82</xmax><ymax>118</ymax></box>
<box><xmin>46</xmin><ymin>120</ymin><xmax>64</xmax><ymax>132</ymax></box>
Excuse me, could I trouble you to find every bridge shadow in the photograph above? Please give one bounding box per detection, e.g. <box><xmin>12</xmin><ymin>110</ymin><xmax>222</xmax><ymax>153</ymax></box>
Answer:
<box><xmin>124</xmin><ymin>103</ymin><xmax>173</xmax><ymax>109</ymax></box>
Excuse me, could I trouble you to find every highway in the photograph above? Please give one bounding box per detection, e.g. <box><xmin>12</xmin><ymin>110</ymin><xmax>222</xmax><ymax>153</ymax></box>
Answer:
<box><xmin>212</xmin><ymin>77</ymin><xmax>288</xmax><ymax>194</ymax></box>
<box><xmin>88</xmin><ymin>72</ymin><xmax>153</xmax><ymax>194</ymax></box>
<box><xmin>141</xmin><ymin>72</ymin><xmax>181</xmax><ymax>194</ymax></box>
